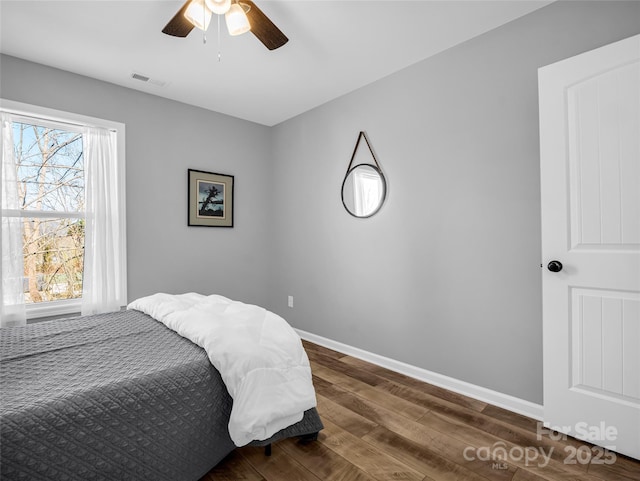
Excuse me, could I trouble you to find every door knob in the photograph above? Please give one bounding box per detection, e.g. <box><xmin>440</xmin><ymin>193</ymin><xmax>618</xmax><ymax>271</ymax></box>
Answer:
<box><xmin>547</xmin><ymin>260</ymin><xmax>563</xmax><ymax>272</ymax></box>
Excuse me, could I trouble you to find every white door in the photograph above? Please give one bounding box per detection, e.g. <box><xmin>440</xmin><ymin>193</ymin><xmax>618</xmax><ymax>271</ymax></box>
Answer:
<box><xmin>539</xmin><ymin>34</ymin><xmax>640</xmax><ymax>460</ymax></box>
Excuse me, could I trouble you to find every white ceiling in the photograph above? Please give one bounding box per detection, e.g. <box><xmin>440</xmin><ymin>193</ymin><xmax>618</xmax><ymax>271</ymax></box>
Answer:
<box><xmin>0</xmin><ymin>0</ymin><xmax>552</xmax><ymax>126</ymax></box>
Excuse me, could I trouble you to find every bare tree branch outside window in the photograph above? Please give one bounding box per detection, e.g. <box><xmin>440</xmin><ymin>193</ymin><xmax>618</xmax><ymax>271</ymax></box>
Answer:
<box><xmin>12</xmin><ymin>122</ymin><xmax>85</xmax><ymax>303</ymax></box>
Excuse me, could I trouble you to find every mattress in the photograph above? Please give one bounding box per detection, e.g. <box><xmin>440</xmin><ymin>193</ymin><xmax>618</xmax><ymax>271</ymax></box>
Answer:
<box><xmin>0</xmin><ymin>309</ymin><xmax>322</xmax><ymax>481</ymax></box>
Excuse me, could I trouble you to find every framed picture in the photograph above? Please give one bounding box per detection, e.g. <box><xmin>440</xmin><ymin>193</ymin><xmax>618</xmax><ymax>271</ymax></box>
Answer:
<box><xmin>188</xmin><ymin>169</ymin><xmax>234</xmax><ymax>227</ymax></box>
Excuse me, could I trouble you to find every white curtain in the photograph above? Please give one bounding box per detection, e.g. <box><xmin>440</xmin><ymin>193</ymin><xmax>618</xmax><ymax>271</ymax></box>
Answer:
<box><xmin>81</xmin><ymin>127</ymin><xmax>125</xmax><ymax>315</ymax></box>
<box><xmin>0</xmin><ymin>113</ymin><xmax>26</xmax><ymax>327</ymax></box>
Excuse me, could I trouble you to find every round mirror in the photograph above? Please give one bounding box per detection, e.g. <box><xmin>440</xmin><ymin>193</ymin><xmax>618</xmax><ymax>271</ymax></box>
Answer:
<box><xmin>341</xmin><ymin>164</ymin><xmax>387</xmax><ymax>218</ymax></box>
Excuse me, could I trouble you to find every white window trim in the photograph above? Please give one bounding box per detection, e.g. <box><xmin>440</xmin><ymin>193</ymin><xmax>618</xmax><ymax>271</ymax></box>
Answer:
<box><xmin>0</xmin><ymin>99</ymin><xmax>127</xmax><ymax>320</ymax></box>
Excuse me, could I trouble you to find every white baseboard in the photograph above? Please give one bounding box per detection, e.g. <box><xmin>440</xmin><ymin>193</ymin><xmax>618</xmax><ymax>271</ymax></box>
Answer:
<box><xmin>296</xmin><ymin>328</ymin><xmax>544</xmax><ymax>421</ymax></box>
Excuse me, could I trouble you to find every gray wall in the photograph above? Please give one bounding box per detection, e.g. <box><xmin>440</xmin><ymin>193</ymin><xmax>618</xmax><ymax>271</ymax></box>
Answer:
<box><xmin>2</xmin><ymin>1</ymin><xmax>638</xmax><ymax>404</ymax></box>
<box><xmin>0</xmin><ymin>54</ymin><xmax>273</xmax><ymax>307</ymax></box>
<box><xmin>267</xmin><ymin>1</ymin><xmax>640</xmax><ymax>404</ymax></box>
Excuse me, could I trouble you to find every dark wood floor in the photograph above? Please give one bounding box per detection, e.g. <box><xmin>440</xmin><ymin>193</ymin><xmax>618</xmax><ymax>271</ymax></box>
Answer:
<box><xmin>201</xmin><ymin>340</ymin><xmax>640</xmax><ymax>481</ymax></box>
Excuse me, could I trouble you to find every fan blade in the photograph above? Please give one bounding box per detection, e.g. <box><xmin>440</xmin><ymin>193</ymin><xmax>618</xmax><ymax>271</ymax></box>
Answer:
<box><xmin>162</xmin><ymin>0</ymin><xmax>195</xmax><ymax>37</ymax></box>
<box><xmin>244</xmin><ymin>1</ymin><xmax>288</xmax><ymax>50</ymax></box>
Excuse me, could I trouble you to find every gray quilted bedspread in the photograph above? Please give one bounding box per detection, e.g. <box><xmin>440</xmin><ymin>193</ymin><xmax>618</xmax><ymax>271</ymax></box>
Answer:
<box><xmin>0</xmin><ymin>310</ymin><xmax>322</xmax><ymax>481</ymax></box>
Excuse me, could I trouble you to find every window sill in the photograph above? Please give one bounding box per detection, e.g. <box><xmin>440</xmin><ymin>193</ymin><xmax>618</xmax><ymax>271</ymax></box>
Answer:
<box><xmin>26</xmin><ymin>299</ymin><xmax>82</xmax><ymax>322</ymax></box>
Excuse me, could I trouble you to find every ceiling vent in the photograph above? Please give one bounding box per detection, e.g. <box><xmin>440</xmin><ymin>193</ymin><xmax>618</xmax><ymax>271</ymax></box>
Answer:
<box><xmin>131</xmin><ymin>73</ymin><xmax>150</xmax><ymax>82</ymax></box>
<box><xmin>131</xmin><ymin>73</ymin><xmax>167</xmax><ymax>87</ymax></box>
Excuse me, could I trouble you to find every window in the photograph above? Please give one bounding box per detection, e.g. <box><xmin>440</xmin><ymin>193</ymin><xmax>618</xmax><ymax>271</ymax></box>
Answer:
<box><xmin>13</xmin><ymin>121</ymin><xmax>85</xmax><ymax>305</ymax></box>
<box><xmin>1</xmin><ymin>100</ymin><xmax>126</xmax><ymax>322</ymax></box>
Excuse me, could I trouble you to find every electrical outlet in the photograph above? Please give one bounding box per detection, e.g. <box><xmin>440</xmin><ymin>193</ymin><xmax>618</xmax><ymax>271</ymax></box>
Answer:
<box><xmin>287</xmin><ymin>296</ymin><xmax>294</xmax><ymax>308</ymax></box>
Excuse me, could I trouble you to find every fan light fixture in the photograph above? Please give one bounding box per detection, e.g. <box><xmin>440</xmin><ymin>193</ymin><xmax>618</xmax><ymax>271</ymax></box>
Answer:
<box><xmin>225</xmin><ymin>4</ymin><xmax>251</xmax><ymax>36</ymax></box>
<box><xmin>184</xmin><ymin>0</ymin><xmax>250</xmax><ymax>36</ymax></box>
<box><xmin>184</xmin><ymin>0</ymin><xmax>212</xmax><ymax>31</ymax></box>
<box><xmin>164</xmin><ymin>0</ymin><xmax>288</xmax><ymax>51</ymax></box>
<box><xmin>205</xmin><ymin>0</ymin><xmax>231</xmax><ymax>15</ymax></box>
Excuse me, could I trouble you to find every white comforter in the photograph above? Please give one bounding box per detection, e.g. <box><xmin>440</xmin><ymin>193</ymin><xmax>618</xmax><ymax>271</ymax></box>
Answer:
<box><xmin>127</xmin><ymin>292</ymin><xmax>317</xmax><ymax>446</ymax></box>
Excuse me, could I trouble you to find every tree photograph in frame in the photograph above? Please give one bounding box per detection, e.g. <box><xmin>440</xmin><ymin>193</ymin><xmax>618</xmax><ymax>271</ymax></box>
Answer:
<box><xmin>188</xmin><ymin>169</ymin><xmax>234</xmax><ymax>227</ymax></box>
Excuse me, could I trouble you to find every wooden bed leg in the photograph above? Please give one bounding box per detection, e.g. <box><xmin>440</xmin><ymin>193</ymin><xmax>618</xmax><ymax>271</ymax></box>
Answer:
<box><xmin>264</xmin><ymin>443</ymin><xmax>272</xmax><ymax>456</ymax></box>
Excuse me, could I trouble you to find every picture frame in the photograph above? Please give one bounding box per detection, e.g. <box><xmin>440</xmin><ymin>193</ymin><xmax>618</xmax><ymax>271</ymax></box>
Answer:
<box><xmin>188</xmin><ymin>169</ymin><xmax>234</xmax><ymax>227</ymax></box>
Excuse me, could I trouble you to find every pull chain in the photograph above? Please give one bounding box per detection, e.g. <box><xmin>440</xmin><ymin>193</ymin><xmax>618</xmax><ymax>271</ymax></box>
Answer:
<box><xmin>217</xmin><ymin>14</ymin><xmax>222</xmax><ymax>62</ymax></box>
<box><xmin>202</xmin><ymin>0</ymin><xmax>207</xmax><ymax>44</ymax></box>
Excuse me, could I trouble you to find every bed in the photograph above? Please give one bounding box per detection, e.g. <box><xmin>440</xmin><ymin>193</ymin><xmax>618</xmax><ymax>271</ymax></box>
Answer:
<box><xmin>0</xmin><ymin>308</ymin><xmax>323</xmax><ymax>481</ymax></box>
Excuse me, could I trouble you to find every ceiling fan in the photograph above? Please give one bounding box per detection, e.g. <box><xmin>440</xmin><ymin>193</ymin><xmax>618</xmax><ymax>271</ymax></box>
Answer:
<box><xmin>162</xmin><ymin>0</ymin><xmax>288</xmax><ymax>51</ymax></box>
